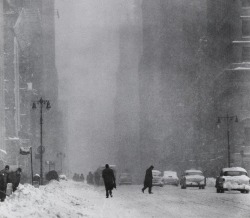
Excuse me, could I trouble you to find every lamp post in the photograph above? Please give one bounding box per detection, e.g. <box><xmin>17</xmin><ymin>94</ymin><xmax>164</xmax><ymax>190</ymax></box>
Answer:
<box><xmin>32</xmin><ymin>97</ymin><xmax>51</xmax><ymax>185</ymax></box>
<box><xmin>217</xmin><ymin>113</ymin><xmax>238</xmax><ymax>167</ymax></box>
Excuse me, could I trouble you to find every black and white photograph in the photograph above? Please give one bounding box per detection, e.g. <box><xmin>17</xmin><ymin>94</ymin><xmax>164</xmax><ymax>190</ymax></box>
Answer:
<box><xmin>0</xmin><ymin>0</ymin><xmax>250</xmax><ymax>217</ymax></box>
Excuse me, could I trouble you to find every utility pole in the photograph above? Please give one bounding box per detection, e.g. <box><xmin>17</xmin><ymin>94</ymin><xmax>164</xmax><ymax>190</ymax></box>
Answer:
<box><xmin>217</xmin><ymin>114</ymin><xmax>238</xmax><ymax>167</ymax></box>
<box><xmin>32</xmin><ymin>98</ymin><xmax>51</xmax><ymax>185</ymax></box>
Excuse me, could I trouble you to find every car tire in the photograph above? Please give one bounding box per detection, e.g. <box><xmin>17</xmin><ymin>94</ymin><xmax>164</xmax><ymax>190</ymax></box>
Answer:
<box><xmin>216</xmin><ymin>188</ymin><xmax>220</xmax><ymax>193</ymax></box>
<box><xmin>202</xmin><ymin>186</ymin><xmax>205</xmax><ymax>189</ymax></box>
<box><xmin>245</xmin><ymin>190</ymin><xmax>249</xmax><ymax>194</ymax></box>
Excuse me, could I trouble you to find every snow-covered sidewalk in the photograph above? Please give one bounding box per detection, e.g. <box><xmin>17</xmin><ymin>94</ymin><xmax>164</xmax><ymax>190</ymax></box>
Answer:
<box><xmin>0</xmin><ymin>180</ymin><xmax>141</xmax><ymax>218</ymax></box>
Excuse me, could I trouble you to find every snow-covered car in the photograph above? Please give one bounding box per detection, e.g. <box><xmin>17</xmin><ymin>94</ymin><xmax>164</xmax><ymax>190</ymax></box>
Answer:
<box><xmin>162</xmin><ymin>171</ymin><xmax>179</xmax><ymax>186</ymax></box>
<box><xmin>180</xmin><ymin>169</ymin><xmax>206</xmax><ymax>189</ymax></box>
<box><xmin>152</xmin><ymin>170</ymin><xmax>164</xmax><ymax>187</ymax></box>
<box><xmin>59</xmin><ymin>174</ymin><xmax>68</xmax><ymax>181</ymax></box>
<box><xmin>215</xmin><ymin>167</ymin><xmax>250</xmax><ymax>194</ymax></box>
<box><xmin>119</xmin><ymin>173</ymin><xmax>132</xmax><ymax>185</ymax></box>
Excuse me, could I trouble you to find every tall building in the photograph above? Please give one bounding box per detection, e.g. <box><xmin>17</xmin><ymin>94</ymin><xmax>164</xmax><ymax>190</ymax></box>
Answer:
<box><xmin>114</xmin><ymin>0</ymin><xmax>142</xmax><ymax>181</ymax></box>
<box><xmin>210</xmin><ymin>0</ymin><xmax>250</xmax><ymax>171</ymax></box>
<box><xmin>2</xmin><ymin>0</ymin><xmax>64</xmax><ymax>178</ymax></box>
<box><xmin>0</xmin><ymin>2</ymin><xmax>6</xmax><ymax>168</ymax></box>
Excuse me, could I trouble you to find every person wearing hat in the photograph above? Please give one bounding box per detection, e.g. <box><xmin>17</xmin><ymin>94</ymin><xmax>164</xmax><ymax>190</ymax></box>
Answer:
<box><xmin>142</xmin><ymin>165</ymin><xmax>154</xmax><ymax>194</ymax></box>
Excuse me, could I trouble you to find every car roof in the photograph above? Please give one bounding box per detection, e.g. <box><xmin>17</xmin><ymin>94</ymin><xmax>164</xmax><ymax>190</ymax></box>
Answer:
<box><xmin>222</xmin><ymin>167</ymin><xmax>247</xmax><ymax>173</ymax></box>
<box><xmin>185</xmin><ymin>169</ymin><xmax>202</xmax><ymax>173</ymax></box>
<box><xmin>152</xmin><ymin>170</ymin><xmax>161</xmax><ymax>173</ymax></box>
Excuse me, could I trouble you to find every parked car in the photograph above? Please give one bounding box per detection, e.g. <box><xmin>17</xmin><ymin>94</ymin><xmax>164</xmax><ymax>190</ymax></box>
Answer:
<box><xmin>152</xmin><ymin>170</ymin><xmax>164</xmax><ymax>187</ymax></box>
<box><xmin>119</xmin><ymin>172</ymin><xmax>132</xmax><ymax>185</ymax></box>
<box><xmin>180</xmin><ymin>169</ymin><xmax>206</xmax><ymax>189</ymax></box>
<box><xmin>215</xmin><ymin>167</ymin><xmax>250</xmax><ymax>194</ymax></box>
<box><xmin>59</xmin><ymin>174</ymin><xmax>67</xmax><ymax>181</ymax></box>
<box><xmin>162</xmin><ymin>171</ymin><xmax>179</xmax><ymax>186</ymax></box>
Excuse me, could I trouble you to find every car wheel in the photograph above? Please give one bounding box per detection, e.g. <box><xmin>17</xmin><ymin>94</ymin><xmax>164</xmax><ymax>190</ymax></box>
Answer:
<box><xmin>216</xmin><ymin>188</ymin><xmax>220</xmax><ymax>193</ymax></box>
<box><xmin>240</xmin><ymin>190</ymin><xmax>245</xmax><ymax>194</ymax></box>
<box><xmin>245</xmin><ymin>190</ymin><xmax>249</xmax><ymax>194</ymax></box>
<box><xmin>202</xmin><ymin>186</ymin><xmax>205</xmax><ymax>189</ymax></box>
<box><xmin>220</xmin><ymin>189</ymin><xmax>224</xmax><ymax>193</ymax></box>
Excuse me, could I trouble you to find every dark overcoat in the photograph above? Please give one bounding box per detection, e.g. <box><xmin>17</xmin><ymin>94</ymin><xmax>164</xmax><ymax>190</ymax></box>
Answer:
<box><xmin>102</xmin><ymin>168</ymin><xmax>116</xmax><ymax>190</ymax></box>
<box><xmin>8</xmin><ymin>171</ymin><xmax>21</xmax><ymax>192</ymax></box>
<box><xmin>144</xmin><ymin>167</ymin><xmax>153</xmax><ymax>188</ymax></box>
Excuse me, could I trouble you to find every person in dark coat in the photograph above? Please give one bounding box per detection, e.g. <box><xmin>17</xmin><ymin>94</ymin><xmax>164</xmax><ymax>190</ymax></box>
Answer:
<box><xmin>0</xmin><ymin>165</ymin><xmax>9</xmax><ymax>201</ymax></box>
<box><xmin>8</xmin><ymin>168</ymin><xmax>22</xmax><ymax>192</ymax></box>
<box><xmin>102</xmin><ymin>164</ymin><xmax>116</xmax><ymax>198</ymax></box>
<box><xmin>142</xmin><ymin>165</ymin><xmax>154</xmax><ymax>194</ymax></box>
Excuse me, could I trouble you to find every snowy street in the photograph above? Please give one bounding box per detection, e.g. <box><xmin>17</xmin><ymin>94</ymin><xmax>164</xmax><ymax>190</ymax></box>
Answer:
<box><xmin>1</xmin><ymin>180</ymin><xmax>250</xmax><ymax>218</ymax></box>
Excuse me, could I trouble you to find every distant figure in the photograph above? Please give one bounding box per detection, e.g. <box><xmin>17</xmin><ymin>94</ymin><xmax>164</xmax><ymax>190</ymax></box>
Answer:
<box><xmin>87</xmin><ymin>172</ymin><xmax>94</xmax><ymax>184</ymax></box>
<box><xmin>80</xmin><ymin>174</ymin><xmax>85</xmax><ymax>182</ymax></box>
<box><xmin>73</xmin><ymin>173</ymin><xmax>77</xmax><ymax>181</ymax></box>
<box><xmin>8</xmin><ymin>168</ymin><xmax>22</xmax><ymax>192</ymax></box>
<box><xmin>94</xmin><ymin>171</ymin><xmax>100</xmax><ymax>186</ymax></box>
<box><xmin>102</xmin><ymin>164</ymin><xmax>116</xmax><ymax>198</ymax></box>
<box><xmin>0</xmin><ymin>165</ymin><xmax>9</xmax><ymax>201</ymax></box>
<box><xmin>142</xmin><ymin>165</ymin><xmax>154</xmax><ymax>194</ymax></box>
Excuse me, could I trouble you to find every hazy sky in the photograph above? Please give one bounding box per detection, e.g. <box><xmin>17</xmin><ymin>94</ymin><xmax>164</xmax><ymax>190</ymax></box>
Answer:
<box><xmin>55</xmin><ymin>0</ymin><xmax>123</xmax><ymax>174</ymax></box>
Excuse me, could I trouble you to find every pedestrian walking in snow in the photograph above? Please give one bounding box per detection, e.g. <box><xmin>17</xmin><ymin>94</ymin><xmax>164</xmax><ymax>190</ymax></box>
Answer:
<box><xmin>102</xmin><ymin>164</ymin><xmax>116</xmax><ymax>198</ymax></box>
<box><xmin>142</xmin><ymin>165</ymin><xmax>154</xmax><ymax>194</ymax></box>
<box><xmin>0</xmin><ymin>165</ymin><xmax>9</xmax><ymax>201</ymax></box>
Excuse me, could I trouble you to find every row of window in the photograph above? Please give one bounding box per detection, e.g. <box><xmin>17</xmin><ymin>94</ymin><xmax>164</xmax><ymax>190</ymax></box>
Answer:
<box><xmin>241</xmin><ymin>1</ymin><xmax>250</xmax><ymax>62</ymax></box>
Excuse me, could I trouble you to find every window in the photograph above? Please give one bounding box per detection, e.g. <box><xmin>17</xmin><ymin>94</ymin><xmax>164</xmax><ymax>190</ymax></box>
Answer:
<box><xmin>242</xmin><ymin>0</ymin><xmax>250</xmax><ymax>7</ymax></box>
<box><xmin>224</xmin><ymin>171</ymin><xmax>247</xmax><ymax>176</ymax></box>
<box><xmin>242</xmin><ymin>19</ymin><xmax>250</xmax><ymax>36</ymax></box>
<box><xmin>242</xmin><ymin>47</ymin><xmax>250</xmax><ymax>62</ymax></box>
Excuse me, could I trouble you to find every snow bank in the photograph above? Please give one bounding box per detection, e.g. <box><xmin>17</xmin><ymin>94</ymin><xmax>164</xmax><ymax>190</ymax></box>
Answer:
<box><xmin>0</xmin><ymin>180</ymin><xmax>96</xmax><ymax>218</ymax></box>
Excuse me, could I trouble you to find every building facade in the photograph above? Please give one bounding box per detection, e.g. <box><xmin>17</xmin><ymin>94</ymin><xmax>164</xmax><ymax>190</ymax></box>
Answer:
<box><xmin>1</xmin><ymin>0</ymin><xmax>66</xmax><ymax>180</ymax></box>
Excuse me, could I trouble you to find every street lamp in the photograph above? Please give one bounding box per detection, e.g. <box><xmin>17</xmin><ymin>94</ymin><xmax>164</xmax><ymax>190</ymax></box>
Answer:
<box><xmin>217</xmin><ymin>113</ymin><xmax>238</xmax><ymax>167</ymax></box>
<box><xmin>32</xmin><ymin>97</ymin><xmax>51</xmax><ymax>185</ymax></box>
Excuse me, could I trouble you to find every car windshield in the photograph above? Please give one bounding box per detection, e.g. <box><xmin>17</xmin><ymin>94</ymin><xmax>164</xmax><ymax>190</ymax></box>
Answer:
<box><xmin>223</xmin><ymin>171</ymin><xmax>247</xmax><ymax>176</ymax></box>
<box><xmin>186</xmin><ymin>172</ymin><xmax>203</xmax><ymax>176</ymax></box>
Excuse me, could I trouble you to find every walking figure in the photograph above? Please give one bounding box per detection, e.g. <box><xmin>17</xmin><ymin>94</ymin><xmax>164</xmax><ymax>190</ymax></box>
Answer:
<box><xmin>142</xmin><ymin>165</ymin><xmax>154</xmax><ymax>194</ymax></box>
<box><xmin>102</xmin><ymin>164</ymin><xmax>116</xmax><ymax>198</ymax></box>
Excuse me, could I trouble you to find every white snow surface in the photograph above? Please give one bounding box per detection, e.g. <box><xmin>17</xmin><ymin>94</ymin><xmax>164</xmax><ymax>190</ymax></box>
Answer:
<box><xmin>0</xmin><ymin>180</ymin><xmax>141</xmax><ymax>218</ymax></box>
<box><xmin>1</xmin><ymin>179</ymin><xmax>250</xmax><ymax>218</ymax></box>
